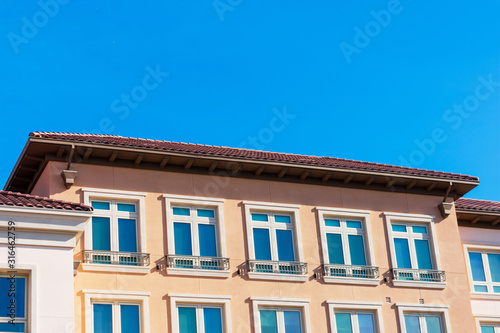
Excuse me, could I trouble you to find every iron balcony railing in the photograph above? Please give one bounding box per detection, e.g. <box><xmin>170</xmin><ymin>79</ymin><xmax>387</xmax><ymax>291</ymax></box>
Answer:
<box><xmin>83</xmin><ymin>250</ymin><xmax>150</xmax><ymax>266</ymax></box>
<box><xmin>392</xmin><ymin>268</ymin><xmax>446</xmax><ymax>283</ymax></box>
<box><xmin>166</xmin><ymin>255</ymin><xmax>230</xmax><ymax>271</ymax></box>
<box><xmin>247</xmin><ymin>260</ymin><xmax>308</xmax><ymax>275</ymax></box>
<box><xmin>323</xmin><ymin>264</ymin><xmax>380</xmax><ymax>279</ymax></box>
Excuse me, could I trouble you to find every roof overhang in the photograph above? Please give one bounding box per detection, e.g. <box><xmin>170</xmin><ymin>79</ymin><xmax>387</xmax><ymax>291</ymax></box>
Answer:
<box><xmin>4</xmin><ymin>137</ymin><xmax>479</xmax><ymax>198</ymax></box>
<box><xmin>456</xmin><ymin>208</ymin><xmax>500</xmax><ymax>229</ymax></box>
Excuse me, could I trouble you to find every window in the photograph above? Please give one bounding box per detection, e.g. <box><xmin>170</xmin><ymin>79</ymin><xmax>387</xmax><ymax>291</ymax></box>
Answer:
<box><xmin>251</xmin><ymin>297</ymin><xmax>310</xmax><ymax>333</ymax></box>
<box><xmin>467</xmin><ymin>250</ymin><xmax>500</xmax><ymax>294</ymax></box>
<box><xmin>480</xmin><ymin>323</ymin><xmax>500</xmax><ymax>333</ymax></box>
<box><xmin>396</xmin><ymin>304</ymin><xmax>450</xmax><ymax>333</ymax></box>
<box><xmin>169</xmin><ymin>294</ymin><xmax>231</xmax><ymax>333</ymax></box>
<box><xmin>384</xmin><ymin>213</ymin><xmax>445</xmax><ymax>287</ymax></box>
<box><xmin>244</xmin><ymin>202</ymin><xmax>307</xmax><ymax>281</ymax></box>
<box><xmin>93</xmin><ymin>302</ymin><xmax>141</xmax><ymax>333</ymax></box>
<box><xmin>0</xmin><ymin>275</ymin><xmax>27</xmax><ymax>332</ymax></box>
<box><xmin>84</xmin><ymin>290</ymin><xmax>150</xmax><ymax>333</ymax></box>
<box><xmin>164</xmin><ymin>195</ymin><xmax>229</xmax><ymax>277</ymax></box>
<box><xmin>327</xmin><ymin>301</ymin><xmax>383</xmax><ymax>333</ymax></box>
<box><xmin>317</xmin><ymin>208</ymin><xmax>378</xmax><ymax>284</ymax></box>
<box><xmin>82</xmin><ymin>188</ymin><xmax>149</xmax><ymax>272</ymax></box>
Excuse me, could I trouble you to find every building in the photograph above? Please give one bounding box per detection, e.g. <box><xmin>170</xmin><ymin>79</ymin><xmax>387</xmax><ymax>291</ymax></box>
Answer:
<box><xmin>1</xmin><ymin>131</ymin><xmax>493</xmax><ymax>332</ymax></box>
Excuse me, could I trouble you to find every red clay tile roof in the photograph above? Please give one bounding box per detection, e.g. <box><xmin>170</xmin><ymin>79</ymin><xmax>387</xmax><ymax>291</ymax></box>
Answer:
<box><xmin>456</xmin><ymin>198</ymin><xmax>500</xmax><ymax>213</ymax></box>
<box><xmin>30</xmin><ymin>132</ymin><xmax>479</xmax><ymax>182</ymax></box>
<box><xmin>0</xmin><ymin>190</ymin><xmax>92</xmax><ymax>212</ymax></box>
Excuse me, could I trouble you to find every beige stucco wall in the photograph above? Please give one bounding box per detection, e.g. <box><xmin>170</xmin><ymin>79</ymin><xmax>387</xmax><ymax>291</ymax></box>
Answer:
<box><xmin>34</xmin><ymin>161</ymin><xmax>476</xmax><ymax>332</ymax></box>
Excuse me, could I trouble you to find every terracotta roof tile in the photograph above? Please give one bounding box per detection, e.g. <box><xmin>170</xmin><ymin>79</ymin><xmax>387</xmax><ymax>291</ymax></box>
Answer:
<box><xmin>456</xmin><ymin>198</ymin><xmax>500</xmax><ymax>213</ymax></box>
<box><xmin>30</xmin><ymin>132</ymin><xmax>479</xmax><ymax>182</ymax></box>
<box><xmin>0</xmin><ymin>190</ymin><xmax>92</xmax><ymax>212</ymax></box>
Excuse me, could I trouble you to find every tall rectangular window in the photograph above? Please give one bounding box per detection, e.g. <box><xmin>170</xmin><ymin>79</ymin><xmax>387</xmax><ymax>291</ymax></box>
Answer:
<box><xmin>391</xmin><ymin>224</ymin><xmax>434</xmax><ymax>270</ymax></box>
<box><xmin>468</xmin><ymin>250</ymin><xmax>500</xmax><ymax>294</ymax></box>
<box><xmin>334</xmin><ymin>311</ymin><xmax>376</xmax><ymax>333</ymax></box>
<box><xmin>0</xmin><ymin>275</ymin><xmax>27</xmax><ymax>332</ymax></box>
<box><xmin>259</xmin><ymin>308</ymin><xmax>303</xmax><ymax>333</ymax></box>
<box><xmin>172</xmin><ymin>206</ymin><xmax>219</xmax><ymax>257</ymax></box>
<box><xmin>93</xmin><ymin>302</ymin><xmax>141</xmax><ymax>333</ymax></box>
<box><xmin>177</xmin><ymin>305</ymin><xmax>224</xmax><ymax>333</ymax></box>
<box><xmin>250</xmin><ymin>212</ymin><xmax>296</xmax><ymax>262</ymax></box>
<box><xmin>323</xmin><ymin>218</ymin><xmax>367</xmax><ymax>266</ymax></box>
<box><xmin>403</xmin><ymin>313</ymin><xmax>443</xmax><ymax>333</ymax></box>
<box><xmin>480</xmin><ymin>324</ymin><xmax>500</xmax><ymax>333</ymax></box>
<box><xmin>91</xmin><ymin>200</ymin><xmax>139</xmax><ymax>253</ymax></box>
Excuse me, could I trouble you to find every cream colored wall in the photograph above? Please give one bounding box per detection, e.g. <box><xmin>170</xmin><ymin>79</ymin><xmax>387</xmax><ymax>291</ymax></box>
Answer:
<box><xmin>41</xmin><ymin>161</ymin><xmax>476</xmax><ymax>332</ymax></box>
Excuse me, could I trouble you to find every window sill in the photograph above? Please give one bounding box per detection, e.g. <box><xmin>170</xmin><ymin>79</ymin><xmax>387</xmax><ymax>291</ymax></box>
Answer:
<box><xmin>248</xmin><ymin>272</ymin><xmax>308</xmax><ymax>282</ymax></box>
<box><xmin>469</xmin><ymin>293</ymin><xmax>500</xmax><ymax>300</ymax></box>
<box><xmin>323</xmin><ymin>276</ymin><xmax>380</xmax><ymax>286</ymax></box>
<box><xmin>166</xmin><ymin>268</ymin><xmax>231</xmax><ymax>278</ymax></box>
<box><xmin>392</xmin><ymin>280</ymin><xmax>446</xmax><ymax>289</ymax></box>
<box><xmin>81</xmin><ymin>263</ymin><xmax>150</xmax><ymax>274</ymax></box>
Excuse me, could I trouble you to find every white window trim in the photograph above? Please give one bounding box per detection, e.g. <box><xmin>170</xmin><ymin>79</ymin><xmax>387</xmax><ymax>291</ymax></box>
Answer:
<box><xmin>475</xmin><ymin>315</ymin><xmax>500</xmax><ymax>333</ymax></box>
<box><xmin>0</xmin><ymin>264</ymin><xmax>37</xmax><ymax>332</ymax></box>
<box><xmin>384</xmin><ymin>212</ymin><xmax>445</xmax><ymax>289</ymax></box>
<box><xmin>396</xmin><ymin>303</ymin><xmax>450</xmax><ymax>333</ymax></box>
<box><xmin>163</xmin><ymin>194</ymin><xmax>229</xmax><ymax>278</ymax></box>
<box><xmin>251</xmin><ymin>297</ymin><xmax>311</xmax><ymax>333</ymax></box>
<box><xmin>168</xmin><ymin>293</ymin><xmax>232</xmax><ymax>333</ymax></box>
<box><xmin>83</xmin><ymin>289</ymin><xmax>150</xmax><ymax>333</ymax></box>
<box><xmin>327</xmin><ymin>301</ymin><xmax>384</xmax><ymax>333</ymax></box>
<box><xmin>82</xmin><ymin>188</ymin><xmax>148</xmax><ymax>272</ymax></box>
<box><xmin>464</xmin><ymin>243</ymin><xmax>500</xmax><ymax>298</ymax></box>
<box><xmin>243</xmin><ymin>201</ymin><xmax>306</xmax><ymax>282</ymax></box>
<box><xmin>316</xmin><ymin>207</ymin><xmax>377</xmax><ymax>286</ymax></box>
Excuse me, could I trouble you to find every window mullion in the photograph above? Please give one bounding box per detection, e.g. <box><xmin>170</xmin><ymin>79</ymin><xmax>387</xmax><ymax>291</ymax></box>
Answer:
<box><xmin>192</xmin><ymin>211</ymin><xmax>200</xmax><ymax>256</ymax></box>
<box><xmin>408</xmin><ymin>233</ymin><xmax>419</xmax><ymax>269</ymax></box>
<box><xmin>198</xmin><ymin>306</ymin><xmax>205</xmax><ymax>333</ymax></box>
<box><xmin>483</xmin><ymin>252</ymin><xmax>494</xmax><ymax>291</ymax></box>
<box><xmin>114</xmin><ymin>303</ymin><xmax>120</xmax><ymax>333</ymax></box>
<box><xmin>269</xmin><ymin>219</ymin><xmax>279</xmax><ymax>261</ymax></box>
<box><xmin>111</xmin><ymin>203</ymin><xmax>119</xmax><ymax>252</ymax></box>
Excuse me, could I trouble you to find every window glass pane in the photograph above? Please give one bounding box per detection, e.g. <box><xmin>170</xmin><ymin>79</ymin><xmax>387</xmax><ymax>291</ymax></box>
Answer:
<box><xmin>412</xmin><ymin>226</ymin><xmax>427</xmax><ymax>234</ymax></box>
<box><xmin>118</xmin><ymin>219</ymin><xmax>137</xmax><ymax>252</ymax></box>
<box><xmin>92</xmin><ymin>201</ymin><xmax>110</xmax><ymax>210</ymax></box>
<box><xmin>394</xmin><ymin>238</ymin><xmax>412</xmax><ymax>269</ymax></box>
<box><xmin>260</xmin><ymin>310</ymin><xmax>278</xmax><ymax>333</ymax></box>
<box><xmin>199</xmin><ymin>224</ymin><xmax>217</xmax><ymax>257</ymax></box>
<box><xmin>488</xmin><ymin>254</ymin><xmax>500</xmax><ymax>282</ymax></box>
<box><xmin>346</xmin><ymin>221</ymin><xmax>362</xmax><ymax>229</ymax></box>
<box><xmin>275</xmin><ymin>215</ymin><xmax>291</xmax><ymax>223</ymax></box>
<box><xmin>325</xmin><ymin>219</ymin><xmax>341</xmax><ymax>227</ymax></box>
<box><xmin>252</xmin><ymin>213</ymin><xmax>269</xmax><ymax>222</ymax></box>
<box><xmin>481</xmin><ymin>326</ymin><xmax>495</xmax><ymax>333</ymax></box>
<box><xmin>178</xmin><ymin>307</ymin><xmax>197</xmax><ymax>333</ymax></box>
<box><xmin>327</xmin><ymin>233</ymin><xmax>345</xmax><ymax>265</ymax></box>
<box><xmin>494</xmin><ymin>286</ymin><xmax>500</xmax><ymax>293</ymax></box>
<box><xmin>197</xmin><ymin>209</ymin><xmax>215</xmax><ymax>218</ymax></box>
<box><xmin>404</xmin><ymin>315</ymin><xmax>421</xmax><ymax>333</ymax></box>
<box><xmin>284</xmin><ymin>311</ymin><xmax>302</xmax><ymax>333</ymax></box>
<box><xmin>415</xmin><ymin>239</ymin><xmax>432</xmax><ymax>270</ymax></box>
<box><xmin>475</xmin><ymin>285</ymin><xmax>488</xmax><ymax>292</ymax></box>
<box><xmin>425</xmin><ymin>316</ymin><xmax>442</xmax><ymax>333</ymax></box>
<box><xmin>204</xmin><ymin>308</ymin><xmax>222</xmax><ymax>333</ymax></box>
<box><xmin>335</xmin><ymin>313</ymin><xmax>352</xmax><ymax>333</ymax></box>
<box><xmin>357</xmin><ymin>313</ymin><xmax>375</xmax><ymax>333</ymax></box>
<box><xmin>173</xmin><ymin>207</ymin><xmax>191</xmax><ymax>216</ymax></box>
<box><xmin>121</xmin><ymin>305</ymin><xmax>140</xmax><ymax>333</ymax></box>
<box><xmin>348</xmin><ymin>235</ymin><xmax>366</xmax><ymax>266</ymax></box>
<box><xmin>469</xmin><ymin>252</ymin><xmax>486</xmax><ymax>282</ymax></box>
<box><xmin>253</xmin><ymin>228</ymin><xmax>272</xmax><ymax>260</ymax></box>
<box><xmin>0</xmin><ymin>322</ymin><xmax>25</xmax><ymax>332</ymax></box>
<box><xmin>276</xmin><ymin>230</ymin><xmax>295</xmax><ymax>261</ymax></box>
<box><xmin>392</xmin><ymin>225</ymin><xmax>407</xmax><ymax>232</ymax></box>
<box><xmin>174</xmin><ymin>223</ymin><xmax>192</xmax><ymax>255</ymax></box>
<box><xmin>94</xmin><ymin>304</ymin><xmax>113</xmax><ymax>333</ymax></box>
<box><xmin>0</xmin><ymin>277</ymin><xmax>25</xmax><ymax>318</ymax></box>
<box><xmin>92</xmin><ymin>217</ymin><xmax>111</xmax><ymax>251</ymax></box>
<box><xmin>117</xmin><ymin>203</ymin><xmax>136</xmax><ymax>212</ymax></box>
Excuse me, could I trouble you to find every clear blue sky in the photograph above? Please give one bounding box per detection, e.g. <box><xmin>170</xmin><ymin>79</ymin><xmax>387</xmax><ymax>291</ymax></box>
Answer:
<box><xmin>1</xmin><ymin>1</ymin><xmax>499</xmax><ymax>200</ymax></box>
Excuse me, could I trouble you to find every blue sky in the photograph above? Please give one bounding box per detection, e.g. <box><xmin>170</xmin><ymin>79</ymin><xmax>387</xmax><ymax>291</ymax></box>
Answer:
<box><xmin>1</xmin><ymin>1</ymin><xmax>499</xmax><ymax>200</ymax></box>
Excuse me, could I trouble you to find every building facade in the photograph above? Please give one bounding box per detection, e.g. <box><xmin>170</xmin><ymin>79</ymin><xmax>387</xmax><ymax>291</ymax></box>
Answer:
<box><xmin>1</xmin><ymin>131</ymin><xmax>496</xmax><ymax>332</ymax></box>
